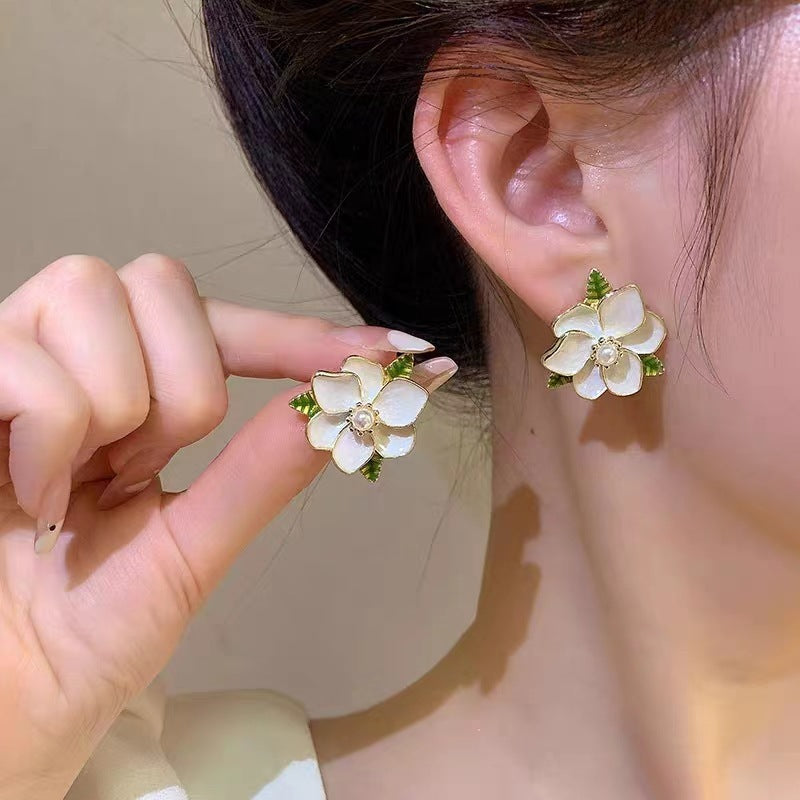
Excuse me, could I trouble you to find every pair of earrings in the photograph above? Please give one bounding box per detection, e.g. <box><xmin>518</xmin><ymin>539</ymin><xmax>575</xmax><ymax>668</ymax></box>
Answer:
<box><xmin>291</xmin><ymin>269</ymin><xmax>666</xmax><ymax>481</ymax></box>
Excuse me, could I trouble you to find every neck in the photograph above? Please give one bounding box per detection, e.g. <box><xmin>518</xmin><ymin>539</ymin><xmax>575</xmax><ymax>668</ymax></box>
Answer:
<box><xmin>484</xmin><ymin>306</ymin><xmax>800</xmax><ymax>799</ymax></box>
<box><xmin>314</xmin><ymin>307</ymin><xmax>800</xmax><ymax>800</ymax></box>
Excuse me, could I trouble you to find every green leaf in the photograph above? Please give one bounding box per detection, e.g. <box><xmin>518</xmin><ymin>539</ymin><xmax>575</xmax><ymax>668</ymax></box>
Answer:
<box><xmin>640</xmin><ymin>354</ymin><xmax>665</xmax><ymax>377</ymax></box>
<box><xmin>385</xmin><ymin>353</ymin><xmax>414</xmax><ymax>380</ymax></box>
<box><xmin>289</xmin><ymin>390</ymin><xmax>322</xmax><ymax>418</ymax></box>
<box><xmin>360</xmin><ymin>453</ymin><xmax>383</xmax><ymax>482</ymax></box>
<box><xmin>547</xmin><ymin>373</ymin><xmax>573</xmax><ymax>389</ymax></box>
<box><xmin>585</xmin><ymin>268</ymin><xmax>611</xmax><ymax>304</ymax></box>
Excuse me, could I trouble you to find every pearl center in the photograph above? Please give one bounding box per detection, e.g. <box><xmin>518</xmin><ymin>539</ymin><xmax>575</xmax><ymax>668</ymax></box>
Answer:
<box><xmin>351</xmin><ymin>405</ymin><xmax>377</xmax><ymax>432</ymax></box>
<box><xmin>594</xmin><ymin>340</ymin><xmax>621</xmax><ymax>367</ymax></box>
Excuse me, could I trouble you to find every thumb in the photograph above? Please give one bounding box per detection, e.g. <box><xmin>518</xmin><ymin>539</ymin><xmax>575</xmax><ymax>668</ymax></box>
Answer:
<box><xmin>159</xmin><ymin>383</ymin><xmax>327</xmax><ymax>598</ymax></box>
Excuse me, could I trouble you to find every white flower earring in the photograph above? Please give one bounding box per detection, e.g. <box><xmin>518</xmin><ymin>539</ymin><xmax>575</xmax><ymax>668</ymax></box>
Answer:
<box><xmin>290</xmin><ymin>353</ymin><xmax>429</xmax><ymax>482</ymax></box>
<box><xmin>542</xmin><ymin>269</ymin><xmax>666</xmax><ymax>399</ymax></box>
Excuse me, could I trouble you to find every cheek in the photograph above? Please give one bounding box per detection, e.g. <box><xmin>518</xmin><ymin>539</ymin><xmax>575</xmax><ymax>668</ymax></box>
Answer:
<box><xmin>667</xmin><ymin>28</ymin><xmax>800</xmax><ymax>534</ymax></box>
<box><xmin>581</xmin><ymin>17</ymin><xmax>800</xmax><ymax>533</ymax></box>
<box><xmin>667</xmin><ymin>294</ymin><xmax>800</xmax><ymax>536</ymax></box>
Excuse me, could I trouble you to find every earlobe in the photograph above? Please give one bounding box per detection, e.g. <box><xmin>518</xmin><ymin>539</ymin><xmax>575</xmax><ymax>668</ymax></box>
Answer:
<box><xmin>413</xmin><ymin>60</ymin><xmax>610</xmax><ymax>322</ymax></box>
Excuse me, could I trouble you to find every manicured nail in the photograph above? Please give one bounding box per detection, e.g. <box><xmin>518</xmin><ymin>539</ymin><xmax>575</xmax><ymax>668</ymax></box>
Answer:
<box><xmin>96</xmin><ymin>447</ymin><xmax>169</xmax><ymax>511</ymax></box>
<box><xmin>35</xmin><ymin>518</ymin><xmax>64</xmax><ymax>555</ymax></box>
<box><xmin>96</xmin><ymin>475</ymin><xmax>157</xmax><ymax>511</ymax></box>
<box><xmin>386</xmin><ymin>330</ymin><xmax>435</xmax><ymax>353</ymax></box>
<box><xmin>332</xmin><ymin>326</ymin><xmax>435</xmax><ymax>353</ymax></box>
<box><xmin>124</xmin><ymin>478</ymin><xmax>155</xmax><ymax>495</ymax></box>
<box><xmin>34</xmin><ymin>470</ymin><xmax>72</xmax><ymax>555</ymax></box>
<box><xmin>412</xmin><ymin>357</ymin><xmax>459</xmax><ymax>392</ymax></box>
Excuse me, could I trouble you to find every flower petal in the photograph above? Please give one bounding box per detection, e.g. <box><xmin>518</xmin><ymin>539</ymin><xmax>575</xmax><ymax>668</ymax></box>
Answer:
<box><xmin>553</xmin><ymin>303</ymin><xmax>602</xmax><ymax>339</ymax></box>
<box><xmin>619</xmin><ymin>311</ymin><xmax>666</xmax><ymax>355</ymax></box>
<box><xmin>341</xmin><ymin>355</ymin><xmax>386</xmax><ymax>404</ymax></box>
<box><xmin>372</xmin><ymin>378</ymin><xmax>429</xmax><ymax>426</ymax></box>
<box><xmin>601</xmin><ymin>348</ymin><xmax>644</xmax><ymax>396</ymax></box>
<box><xmin>311</xmin><ymin>371</ymin><xmax>362</xmax><ymax>414</ymax></box>
<box><xmin>541</xmin><ymin>331</ymin><xmax>594</xmax><ymax>377</ymax></box>
<box><xmin>573</xmin><ymin>361</ymin><xmax>607</xmax><ymax>400</ymax></box>
<box><xmin>306</xmin><ymin>412</ymin><xmax>349</xmax><ymax>450</ymax></box>
<box><xmin>331</xmin><ymin>428</ymin><xmax>375</xmax><ymax>474</ymax></box>
<box><xmin>373</xmin><ymin>423</ymin><xmax>416</xmax><ymax>459</ymax></box>
<box><xmin>598</xmin><ymin>285</ymin><xmax>646</xmax><ymax>338</ymax></box>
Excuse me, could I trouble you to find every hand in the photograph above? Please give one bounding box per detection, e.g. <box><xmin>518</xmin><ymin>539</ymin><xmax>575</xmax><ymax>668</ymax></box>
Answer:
<box><xmin>0</xmin><ymin>254</ymin><xmax>451</xmax><ymax>799</ymax></box>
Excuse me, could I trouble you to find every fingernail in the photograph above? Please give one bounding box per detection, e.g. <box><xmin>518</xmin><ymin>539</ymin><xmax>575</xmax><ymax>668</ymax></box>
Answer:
<box><xmin>35</xmin><ymin>518</ymin><xmax>64</xmax><ymax>555</ymax></box>
<box><xmin>124</xmin><ymin>478</ymin><xmax>155</xmax><ymax>495</ymax></box>
<box><xmin>332</xmin><ymin>326</ymin><xmax>435</xmax><ymax>354</ymax></box>
<box><xmin>97</xmin><ymin>447</ymin><xmax>168</xmax><ymax>510</ymax></box>
<box><xmin>412</xmin><ymin>357</ymin><xmax>459</xmax><ymax>392</ymax></box>
<box><xmin>34</xmin><ymin>469</ymin><xmax>72</xmax><ymax>555</ymax></box>
<box><xmin>96</xmin><ymin>474</ymin><xmax>157</xmax><ymax>511</ymax></box>
<box><xmin>386</xmin><ymin>330</ymin><xmax>435</xmax><ymax>353</ymax></box>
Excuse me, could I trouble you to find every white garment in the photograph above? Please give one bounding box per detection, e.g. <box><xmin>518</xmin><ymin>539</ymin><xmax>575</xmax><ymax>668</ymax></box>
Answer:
<box><xmin>66</xmin><ymin>681</ymin><xmax>327</xmax><ymax>800</ymax></box>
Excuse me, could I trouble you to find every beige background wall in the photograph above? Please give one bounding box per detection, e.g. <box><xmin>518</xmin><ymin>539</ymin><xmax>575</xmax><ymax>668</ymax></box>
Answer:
<box><xmin>1</xmin><ymin>2</ymin><xmax>490</xmax><ymax>716</ymax></box>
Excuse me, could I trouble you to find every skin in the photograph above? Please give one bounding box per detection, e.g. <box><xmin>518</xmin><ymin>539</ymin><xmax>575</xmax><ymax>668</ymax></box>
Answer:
<box><xmin>0</xmin><ymin>253</ymin><xmax>454</xmax><ymax>800</ymax></box>
<box><xmin>6</xmin><ymin>8</ymin><xmax>800</xmax><ymax>800</ymax></box>
<box><xmin>313</xmin><ymin>8</ymin><xmax>800</xmax><ymax>800</ymax></box>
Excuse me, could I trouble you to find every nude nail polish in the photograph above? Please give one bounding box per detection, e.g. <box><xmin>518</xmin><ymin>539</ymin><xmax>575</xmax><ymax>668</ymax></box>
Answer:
<box><xmin>96</xmin><ymin>475</ymin><xmax>157</xmax><ymax>511</ymax></box>
<box><xmin>34</xmin><ymin>518</ymin><xmax>64</xmax><ymax>555</ymax></box>
<box><xmin>385</xmin><ymin>330</ymin><xmax>436</xmax><ymax>353</ymax></box>
<box><xmin>124</xmin><ymin>478</ymin><xmax>155</xmax><ymax>495</ymax></box>
<box><xmin>34</xmin><ymin>470</ymin><xmax>71</xmax><ymax>554</ymax></box>
<box><xmin>332</xmin><ymin>326</ymin><xmax>435</xmax><ymax>353</ymax></box>
<box><xmin>412</xmin><ymin>357</ymin><xmax>459</xmax><ymax>392</ymax></box>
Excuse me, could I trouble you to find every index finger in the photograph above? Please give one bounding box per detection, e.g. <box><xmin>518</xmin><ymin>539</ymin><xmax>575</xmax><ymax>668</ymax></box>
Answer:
<box><xmin>202</xmin><ymin>298</ymin><xmax>435</xmax><ymax>380</ymax></box>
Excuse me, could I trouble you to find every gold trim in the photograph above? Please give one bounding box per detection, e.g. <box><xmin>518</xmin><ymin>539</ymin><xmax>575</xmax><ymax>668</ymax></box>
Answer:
<box><xmin>596</xmin><ymin>283</ymin><xmax>646</xmax><ymax>338</ymax></box>
<box><xmin>379</xmin><ymin>375</ymin><xmax>431</xmax><ymax>400</ymax></box>
<box><xmin>373</xmin><ymin>423</ymin><xmax>417</xmax><ymax>459</ymax></box>
<box><xmin>618</xmin><ymin>310</ymin><xmax>668</xmax><ymax>356</ymax></box>
<box><xmin>330</xmin><ymin>426</ymin><xmax>376</xmax><ymax>475</ymax></box>
<box><xmin>304</xmin><ymin>410</ymin><xmax>349</xmax><ymax>452</ymax></box>
<box><xmin>539</xmin><ymin>331</ymin><xmax>594</xmax><ymax>374</ymax></box>
<box><xmin>340</xmin><ymin>355</ymin><xmax>388</xmax><ymax>401</ymax></box>
<box><xmin>550</xmin><ymin>301</ymin><xmax>599</xmax><ymax>334</ymax></box>
<box><xmin>310</xmin><ymin>369</ymin><xmax>364</xmax><ymax>414</ymax></box>
<box><xmin>601</xmin><ymin>349</ymin><xmax>645</xmax><ymax>396</ymax></box>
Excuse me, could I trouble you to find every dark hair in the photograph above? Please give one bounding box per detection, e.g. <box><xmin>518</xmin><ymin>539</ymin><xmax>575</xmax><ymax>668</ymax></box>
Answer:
<box><xmin>200</xmin><ymin>0</ymin><xmax>774</xmax><ymax>391</ymax></box>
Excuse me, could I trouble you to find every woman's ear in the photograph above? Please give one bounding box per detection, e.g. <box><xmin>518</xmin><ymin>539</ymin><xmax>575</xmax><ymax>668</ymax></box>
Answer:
<box><xmin>413</xmin><ymin>60</ymin><xmax>613</xmax><ymax>322</ymax></box>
